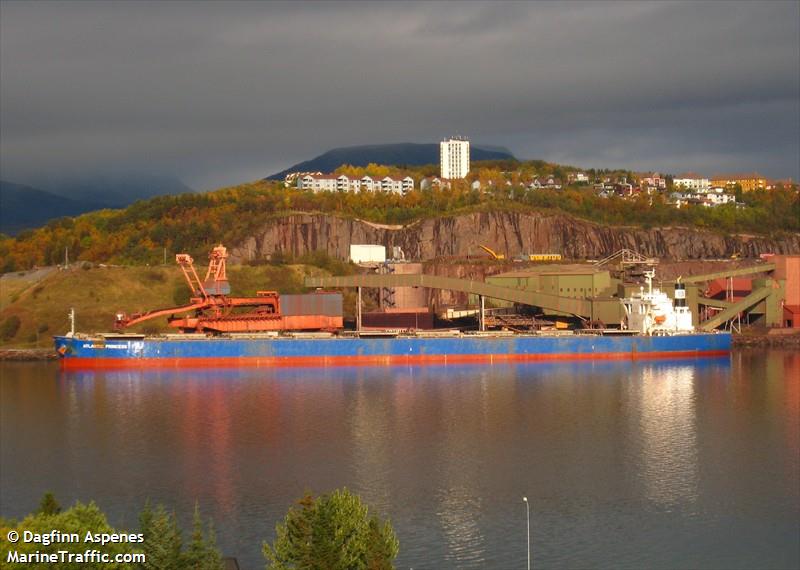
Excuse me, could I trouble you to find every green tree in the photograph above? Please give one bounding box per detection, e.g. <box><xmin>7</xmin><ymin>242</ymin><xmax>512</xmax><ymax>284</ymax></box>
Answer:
<box><xmin>1</xmin><ymin>496</ymin><xmax>224</xmax><ymax>569</ymax></box>
<box><xmin>263</xmin><ymin>488</ymin><xmax>399</xmax><ymax>570</ymax></box>
<box><xmin>139</xmin><ymin>502</ymin><xmax>183</xmax><ymax>570</ymax></box>
<box><xmin>184</xmin><ymin>503</ymin><xmax>223</xmax><ymax>570</ymax></box>
<box><xmin>37</xmin><ymin>491</ymin><xmax>61</xmax><ymax>516</ymax></box>
<box><xmin>1</xmin><ymin>500</ymin><xmax>136</xmax><ymax>569</ymax></box>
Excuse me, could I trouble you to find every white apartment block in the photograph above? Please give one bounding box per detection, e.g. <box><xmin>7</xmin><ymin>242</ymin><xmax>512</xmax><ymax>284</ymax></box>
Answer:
<box><xmin>440</xmin><ymin>137</ymin><xmax>470</xmax><ymax>179</ymax></box>
<box><xmin>336</xmin><ymin>175</ymin><xmax>361</xmax><ymax>193</ymax></box>
<box><xmin>298</xmin><ymin>174</ymin><xmax>413</xmax><ymax>195</ymax></box>
<box><xmin>673</xmin><ymin>173</ymin><xmax>710</xmax><ymax>192</ymax></box>
<box><xmin>300</xmin><ymin>174</ymin><xmax>338</xmax><ymax>193</ymax></box>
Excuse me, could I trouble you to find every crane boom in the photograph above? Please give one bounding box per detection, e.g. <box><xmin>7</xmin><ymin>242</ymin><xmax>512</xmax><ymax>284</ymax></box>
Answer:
<box><xmin>479</xmin><ymin>245</ymin><xmax>505</xmax><ymax>260</ymax></box>
<box><xmin>176</xmin><ymin>253</ymin><xmax>207</xmax><ymax>299</ymax></box>
<box><xmin>114</xmin><ymin>244</ymin><xmax>301</xmax><ymax>333</ymax></box>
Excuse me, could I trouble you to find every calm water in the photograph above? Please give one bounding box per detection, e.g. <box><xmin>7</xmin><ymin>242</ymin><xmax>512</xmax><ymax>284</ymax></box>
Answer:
<box><xmin>1</xmin><ymin>351</ymin><xmax>798</xmax><ymax>569</ymax></box>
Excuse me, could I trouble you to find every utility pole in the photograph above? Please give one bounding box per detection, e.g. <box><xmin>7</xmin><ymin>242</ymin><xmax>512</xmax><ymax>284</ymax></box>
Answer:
<box><xmin>64</xmin><ymin>247</ymin><xmax>69</xmax><ymax>269</ymax></box>
<box><xmin>523</xmin><ymin>497</ymin><xmax>530</xmax><ymax>570</ymax></box>
<box><xmin>356</xmin><ymin>286</ymin><xmax>362</xmax><ymax>332</ymax></box>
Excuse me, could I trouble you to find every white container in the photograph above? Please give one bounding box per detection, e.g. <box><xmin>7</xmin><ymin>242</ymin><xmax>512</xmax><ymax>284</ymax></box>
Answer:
<box><xmin>350</xmin><ymin>244</ymin><xmax>386</xmax><ymax>264</ymax></box>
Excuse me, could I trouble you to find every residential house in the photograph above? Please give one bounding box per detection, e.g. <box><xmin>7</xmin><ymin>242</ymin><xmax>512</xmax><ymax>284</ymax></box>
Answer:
<box><xmin>637</xmin><ymin>172</ymin><xmax>667</xmax><ymax>190</ymax></box>
<box><xmin>567</xmin><ymin>172</ymin><xmax>589</xmax><ymax>184</ymax></box>
<box><xmin>529</xmin><ymin>175</ymin><xmax>562</xmax><ymax>190</ymax></box>
<box><xmin>698</xmin><ymin>189</ymin><xmax>736</xmax><ymax>207</ymax></box>
<box><xmin>420</xmin><ymin>177</ymin><xmax>445</xmax><ymax>190</ymax></box>
<box><xmin>613</xmin><ymin>182</ymin><xmax>634</xmax><ymax>196</ymax></box>
<box><xmin>668</xmin><ymin>191</ymin><xmax>689</xmax><ymax>208</ymax></box>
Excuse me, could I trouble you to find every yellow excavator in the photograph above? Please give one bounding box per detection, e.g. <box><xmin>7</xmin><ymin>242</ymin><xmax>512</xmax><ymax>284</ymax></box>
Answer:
<box><xmin>479</xmin><ymin>245</ymin><xmax>505</xmax><ymax>260</ymax></box>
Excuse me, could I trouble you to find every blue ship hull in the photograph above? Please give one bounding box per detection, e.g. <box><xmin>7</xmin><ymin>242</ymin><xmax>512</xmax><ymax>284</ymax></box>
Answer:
<box><xmin>54</xmin><ymin>332</ymin><xmax>732</xmax><ymax>368</ymax></box>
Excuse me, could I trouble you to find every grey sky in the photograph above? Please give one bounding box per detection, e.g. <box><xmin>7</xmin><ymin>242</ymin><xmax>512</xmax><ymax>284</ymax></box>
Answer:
<box><xmin>1</xmin><ymin>0</ymin><xmax>798</xmax><ymax>190</ymax></box>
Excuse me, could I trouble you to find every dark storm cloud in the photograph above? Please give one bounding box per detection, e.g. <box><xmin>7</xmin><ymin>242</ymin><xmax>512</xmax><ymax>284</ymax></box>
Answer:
<box><xmin>1</xmin><ymin>0</ymin><xmax>798</xmax><ymax>190</ymax></box>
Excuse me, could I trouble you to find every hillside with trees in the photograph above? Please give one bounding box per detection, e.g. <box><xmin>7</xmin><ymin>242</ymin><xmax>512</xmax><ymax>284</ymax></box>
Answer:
<box><xmin>0</xmin><ymin>160</ymin><xmax>797</xmax><ymax>273</ymax></box>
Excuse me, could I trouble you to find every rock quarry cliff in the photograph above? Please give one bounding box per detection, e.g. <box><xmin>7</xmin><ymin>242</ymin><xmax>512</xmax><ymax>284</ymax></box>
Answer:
<box><xmin>230</xmin><ymin>211</ymin><xmax>800</xmax><ymax>263</ymax></box>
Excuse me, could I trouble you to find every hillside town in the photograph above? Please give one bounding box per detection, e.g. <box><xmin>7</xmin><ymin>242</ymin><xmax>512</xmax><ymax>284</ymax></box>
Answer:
<box><xmin>284</xmin><ymin>138</ymin><xmax>795</xmax><ymax>209</ymax></box>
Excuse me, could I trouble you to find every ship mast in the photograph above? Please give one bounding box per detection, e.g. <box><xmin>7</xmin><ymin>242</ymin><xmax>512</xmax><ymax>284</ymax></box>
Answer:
<box><xmin>644</xmin><ymin>269</ymin><xmax>655</xmax><ymax>296</ymax></box>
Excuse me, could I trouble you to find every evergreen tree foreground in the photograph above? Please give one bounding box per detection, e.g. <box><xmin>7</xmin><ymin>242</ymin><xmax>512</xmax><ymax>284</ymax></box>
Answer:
<box><xmin>263</xmin><ymin>488</ymin><xmax>399</xmax><ymax>570</ymax></box>
<box><xmin>1</xmin><ymin>493</ymin><xmax>223</xmax><ymax>570</ymax></box>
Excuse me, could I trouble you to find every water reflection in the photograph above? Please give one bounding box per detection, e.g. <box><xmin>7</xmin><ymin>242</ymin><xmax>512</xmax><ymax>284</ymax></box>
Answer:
<box><xmin>630</xmin><ymin>365</ymin><xmax>699</xmax><ymax>508</ymax></box>
<box><xmin>434</xmin><ymin>368</ymin><xmax>494</xmax><ymax>567</ymax></box>
<box><xmin>4</xmin><ymin>355</ymin><xmax>799</xmax><ymax>570</ymax></box>
<box><xmin>783</xmin><ymin>353</ymin><xmax>800</xmax><ymax>503</ymax></box>
<box><xmin>350</xmin><ymin>368</ymin><xmax>395</xmax><ymax>512</ymax></box>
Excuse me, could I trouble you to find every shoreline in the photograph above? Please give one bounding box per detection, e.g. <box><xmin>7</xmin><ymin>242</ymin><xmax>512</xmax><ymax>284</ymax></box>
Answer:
<box><xmin>732</xmin><ymin>330</ymin><xmax>800</xmax><ymax>348</ymax></box>
<box><xmin>2</xmin><ymin>330</ymin><xmax>798</xmax><ymax>362</ymax></box>
<box><xmin>0</xmin><ymin>348</ymin><xmax>58</xmax><ymax>361</ymax></box>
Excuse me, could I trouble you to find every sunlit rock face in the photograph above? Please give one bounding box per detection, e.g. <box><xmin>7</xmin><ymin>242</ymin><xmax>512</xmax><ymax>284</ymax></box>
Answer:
<box><xmin>230</xmin><ymin>211</ymin><xmax>800</xmax><ymax>264</ymax></box>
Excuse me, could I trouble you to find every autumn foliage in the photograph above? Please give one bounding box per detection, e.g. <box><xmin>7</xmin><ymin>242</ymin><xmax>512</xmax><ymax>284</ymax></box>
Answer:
<box><xmin>1</xmin><ymin>170</ymin><xmax>797</xmax><ymax>272</ymax></box>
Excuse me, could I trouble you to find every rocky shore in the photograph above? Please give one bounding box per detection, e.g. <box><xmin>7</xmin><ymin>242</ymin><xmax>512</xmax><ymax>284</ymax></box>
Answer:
<box><xmin>0</xmin><ymin>348</ymin><xmax>58</xmax><ymax>361</ymax></box>
<box><xmin>732</xmin><ymin>330</ymin><xmax>800</xmax><ymax>348</ymax></box>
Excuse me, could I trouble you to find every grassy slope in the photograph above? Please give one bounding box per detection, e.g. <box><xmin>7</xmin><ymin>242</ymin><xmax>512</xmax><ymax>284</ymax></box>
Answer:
<box><xmin>0</xmin><ymin>263</ymin><xmax>339</xmax><ymax>348</ymax></box>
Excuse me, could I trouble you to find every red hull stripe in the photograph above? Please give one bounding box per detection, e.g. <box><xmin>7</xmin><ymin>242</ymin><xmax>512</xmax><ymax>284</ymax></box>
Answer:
<box><xmin>60</xmin><ymin>350</ymin><xmax>730</xmax><ymax>369</ymax></box>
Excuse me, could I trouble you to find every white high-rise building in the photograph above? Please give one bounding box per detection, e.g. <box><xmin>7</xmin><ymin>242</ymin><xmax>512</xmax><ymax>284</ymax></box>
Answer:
<box><xmin>440</xmin><ymin>137</ymin><xmax>470</xmax><ymax>179</ymax></box>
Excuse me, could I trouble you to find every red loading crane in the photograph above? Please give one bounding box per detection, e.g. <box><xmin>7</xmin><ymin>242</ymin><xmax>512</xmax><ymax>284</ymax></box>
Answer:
<box><xmin>115</xmin><ymin>245</ymin><xmax>342</xmax><ymax>333</ymax></box>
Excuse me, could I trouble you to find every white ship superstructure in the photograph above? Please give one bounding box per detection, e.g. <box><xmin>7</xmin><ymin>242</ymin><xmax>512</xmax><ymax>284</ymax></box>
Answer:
<box><xmin>622</xmin><ymin>271</ymin><xmax>694</xmax><ymax>335</ymax></box>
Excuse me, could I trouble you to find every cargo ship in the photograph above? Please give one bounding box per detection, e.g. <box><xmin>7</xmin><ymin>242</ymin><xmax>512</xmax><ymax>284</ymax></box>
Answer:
<box><xmin>54</xmin><ymin>330</ymin><xmax>731</xmax><ymax>369</ymax></box>
<box><xmin>53</xmin><ymin>245</ymin><xmax>731</xmax><ymax>368</ymax></box>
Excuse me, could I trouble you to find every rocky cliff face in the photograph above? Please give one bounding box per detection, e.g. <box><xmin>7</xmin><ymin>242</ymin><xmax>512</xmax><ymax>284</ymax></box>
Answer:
<box><xmin>230</xmin><ymin>211</ymin><xmax>800</xmax><ymax>263</ymax></box>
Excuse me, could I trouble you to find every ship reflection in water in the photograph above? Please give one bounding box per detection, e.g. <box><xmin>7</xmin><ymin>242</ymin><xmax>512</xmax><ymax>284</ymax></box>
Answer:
<box><xmin>1</xmin><ymin>353</ymin><xmax>798</xmax><ymax>569</ymax></box>
<box><xmin>631</xmin><ymin>365</ymin><xmax>700</xmax><ymax>508</ymax></box>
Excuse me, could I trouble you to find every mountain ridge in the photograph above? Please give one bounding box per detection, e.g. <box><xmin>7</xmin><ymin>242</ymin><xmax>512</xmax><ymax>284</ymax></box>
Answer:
<box><xmin>0</xmin><ymin>181</ymin><xmax>107</xmax><ymax>236</ymax></box>
<box><xmin>1</xmin><ymin>174</ymin><xmax>195</xmax><ymax>235</ymax></box>
<box><xmin>266</xmin><ymin>142</ymin><xmax>516</xmax><ymax>180</ymax></box>
<box><xmin>37</xmin><ymin>174</ymin><xmax>195</xmax><ymax>207</ymax></box>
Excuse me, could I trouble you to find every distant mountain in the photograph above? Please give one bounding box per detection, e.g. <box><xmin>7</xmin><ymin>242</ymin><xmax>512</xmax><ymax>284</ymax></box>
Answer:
<box><xmin>0</xmin><ymin>181</ymin><xmax>106</xmax><ymax>236</ymax></box>
<box><xmin>267</xmin><ymin>143</ymin><xmax>516</xmax><ymax>180</ymax></box>
<box><xmin>39</xmin><ymin>174</ymin><xmax>195</xmax><ymax>208</ymax></box>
